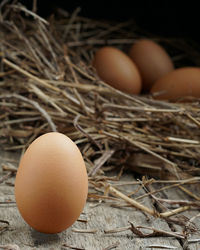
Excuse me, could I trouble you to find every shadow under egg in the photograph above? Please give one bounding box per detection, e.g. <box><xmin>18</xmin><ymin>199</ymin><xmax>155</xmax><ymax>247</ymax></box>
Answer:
<box><xmin>30</xmin><ymin>228</ymin><xmax>61</xmax><ymax>246</ymax></box>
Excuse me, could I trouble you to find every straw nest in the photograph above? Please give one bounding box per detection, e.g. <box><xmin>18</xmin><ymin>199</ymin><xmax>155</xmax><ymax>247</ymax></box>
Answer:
<box><xmin>1</xmin><ymin>1</ymin><xmax>200</xmax><ymax>223</ymax></box>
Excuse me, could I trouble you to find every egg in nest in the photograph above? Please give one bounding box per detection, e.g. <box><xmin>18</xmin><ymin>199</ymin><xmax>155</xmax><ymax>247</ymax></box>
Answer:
<box><xmin>93</xmin><ymin>46</ymin><xmax>142</xmax><ymax>94</ymax></box>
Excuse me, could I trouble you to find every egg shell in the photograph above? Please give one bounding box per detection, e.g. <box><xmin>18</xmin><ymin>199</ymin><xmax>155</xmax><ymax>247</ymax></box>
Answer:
<box><xmin>150</xmin><ymin>67</ymin><xmax>200</xmax><ymax>101</ymax></box>
<box><xmin>129</xmin><ymin>39</ymin><xmax>174</xmax><ymax>92</ymax></box>
<box><xmin>15</xmin><ymin>132</ymin><xmax>88</xmax><ymax>234</ymax></box>
<box><xmin>93</xmin><ymin>46</ymin><xmax>142</xmax><ymax>94</ymax></box>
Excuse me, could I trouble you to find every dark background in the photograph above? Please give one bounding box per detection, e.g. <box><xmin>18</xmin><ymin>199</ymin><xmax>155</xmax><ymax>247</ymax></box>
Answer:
<box><xmin>19</xmin><ymin>0</ymin><xmax>199</xmax><ymax>41</ymax></box>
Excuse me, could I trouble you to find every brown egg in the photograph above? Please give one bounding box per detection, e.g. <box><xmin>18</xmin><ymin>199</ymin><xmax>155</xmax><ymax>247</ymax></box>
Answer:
<box><xmin>150</xmin><ymin>67</ymin><xmax>200</xmax><ymax>101</ymax></box>
<box><xmin>129</xmin><ymin>39</ymin><xmax>174</xmax><ymax>92</ymax></box>
<box><xmin>15</xmin><ymin>132</ymin><xmax>88</xmax><ymax>234</ymax></box>
<box><xmin>93</xmin><ymin>46</ymin><xmax>142</xmax><ymax>94</ymax></box>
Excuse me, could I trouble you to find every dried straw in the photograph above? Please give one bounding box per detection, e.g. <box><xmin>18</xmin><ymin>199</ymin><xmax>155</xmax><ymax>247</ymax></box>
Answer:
<box><xmin>1</xmin><ymin>1</ymin><xmax>200</xmax><ymax>227</ymax></box>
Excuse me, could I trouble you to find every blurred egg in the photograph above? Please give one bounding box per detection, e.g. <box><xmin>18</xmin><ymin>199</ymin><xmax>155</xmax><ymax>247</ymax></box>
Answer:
<box><xmin>150</xmin><ymin>67</ymin><xmax>200</xmax><ymax>101</ymax></box>
<box><xmin>15</xmin><ymin>132</ymin><xmax>88</xmax><ymax>234</ymax></box>
<box><xmin>129</xmin><ymin>39</ymin><xmax>174</xmax><ymax>91</ymax></box>
<box><xmin>92</xmin><ymin>46</ymin><xmax>142</xmax><ymax>94</ymax></box>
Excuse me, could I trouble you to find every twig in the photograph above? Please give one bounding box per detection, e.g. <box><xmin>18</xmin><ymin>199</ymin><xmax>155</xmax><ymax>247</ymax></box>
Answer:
<box><xmin>108</xmin><ymin>177</ymin><xmax>200</xmax><ymax>186</ymax></box>
<box><xmin>67</xmin><ymin>38</ymin><xmax>136</xmax><ymax>47</ymax></box>
<box><xmin>88</xmin><ymin>150</ymin><xmax>115</xmax><ymax>176</ymax></box>
<box><xmin>107</xmin><ymin>185</ymin><xmax>157</xmax><ymax>216</ymax></box>
<box><xmin>2</xmin><ymin>163</ymin><xmax>17</xmax><ymax>173</ymax></box>
<box><xmin>130</xmin><ymin>222</ymin><xmax>185</xmax><ymax>239</ymax></box>
<box><xmin>62</xmin><ymin>243</ymin><xmax>85</xmax><ymax>250</ymax></box>
<box><xmin>166</xmin><ymin>136</ymin><xmax>199</xmax><ymax>144</ymax></box>
<box><xmin>104</xmin><ymin>226</ymin><xmax>130</xmax><ymax>234</ymax></box>
<box><xmin>185</xmin><ymin>212</ymin><xmax>200</xmax><ymax>232</ymax></box>
<box><xmin>178</xmin><ymin>185</ymin><xmax>200</xmax><ymax>201</ymax></box>
<box><xmin>160</xmin><ymin>206</ymin><xmax>190</xmax><ymax>218</ymax></box>
<box><xmin>0</xmin><ymin>220</ymin><xmax>9</xmax><ymax>234</ymax></box>
<box><xmin>136</xmin><ymin>179</ymin><xmax>200</xmax><ymax>201</ymax></box>
<box><xmin>72</xmin><ymin>228</ymin><xmax>97</xmax><ymax>234</ymax></box>
<box><xmin>9</xmin><ymin>4</ymin><xmax>48</xmax><ymax>24</ymax></box>
<box><xmin>0</xmin><ymin>245</ymin><xmax>20</xmax><ymax>250</ymax></box>
<box><xmin>0</xmin><ymin>94</ymin><xmax>57</xmax><ymax>132</ymax></box>
<box><xmin>102</xmin><ymin>241</ymin><xmax>120</xmax><ymax>250</ymax></box>
<box><xmin>32</xmin><ymin>0</ymin><xmax>37</xmax><ymax>13</ymax></box>
<box><xmin>64</xmin><ymin>55</ymin><xmax>89</xmax><ymax>115</ymax></box>
<box><xmin>107</xmin><ymin>185</ymin><xmax>191</xmax><ymax>218</ymax></box>
<box><xmin>185</xmin><ymin>112</ymin><xmax>200</xmax><ymax>128</ymax></box>
<box><xmin>63</xmin><ymin>7</ymin><xmax>81</xmax><ymax>39</ymax></box>
<box><xmin>102</xmin><ymin>103</ymin><xmax>183</xmax><ymax>113</ymax></box>
<box><xmin>151</xmin><ymin>196</ymin><xmax>200</xmax><ymax>208</ymax></box>
<box><xmin>73</xmin><ymin>114</ymin><xmax>102</xmax><ymax>149</ymax></box>
<box><xmin>0</xmin><ymin>172</ymin><xmax>13</xmax><ymax>184</ymax></box>
<box><xmin>2</xmin><ymin>59</ymin><xmax>59</xmax><ymax>92</ymax></box>
<box><xmin>188</xmin><ymin>238</ymin><xmax>200</xmax><ymax>243</ymax></box>
<box><xmin>105</xmin><ymin>222</ymin><xmax>185</xmax><ymax>240</ymax></box>
<box><xmin>144</xmin><ymin>244</ymin><xmax>177</xmax><ymax>249</ymax></box>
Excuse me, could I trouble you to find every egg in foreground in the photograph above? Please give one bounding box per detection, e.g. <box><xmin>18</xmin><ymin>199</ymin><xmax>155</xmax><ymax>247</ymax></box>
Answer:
<box><xmin>93</xmin><ymin>46</ymin><xmax>142</xmax><ymax>94</ymax></box>
<box><xmin>15</xmin><ymin>132</ymin><xmax>88</xmax><ymax>234</ymax></box>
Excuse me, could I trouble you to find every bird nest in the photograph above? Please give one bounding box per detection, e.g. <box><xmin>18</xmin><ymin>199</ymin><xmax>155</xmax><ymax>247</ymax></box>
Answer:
<box><xmin>1</xmin><ymin>1</ymin><xmax>200</xmax><ymax>227</ymax></box>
